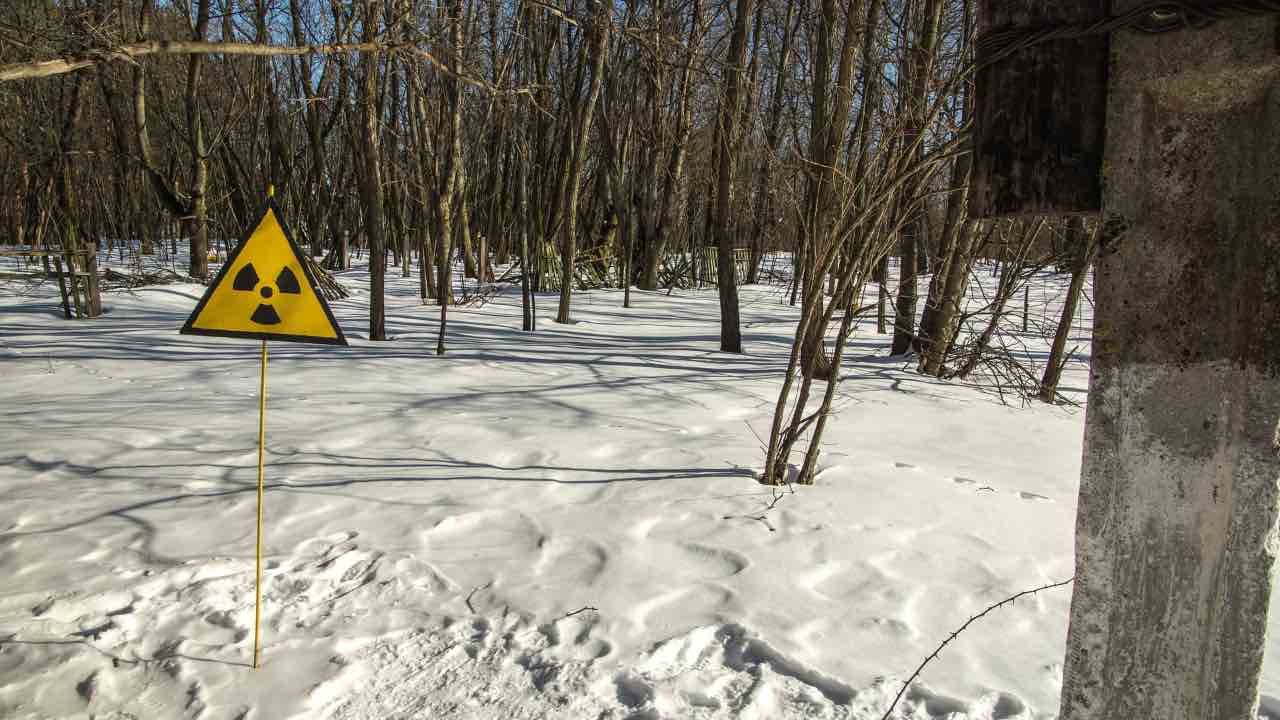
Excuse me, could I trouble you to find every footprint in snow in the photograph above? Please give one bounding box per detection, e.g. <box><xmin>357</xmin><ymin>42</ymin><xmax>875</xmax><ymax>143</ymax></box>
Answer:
<box><xmin>533</xmin><ymin>536</ymin><xmax>608</xmax><ymax>587</ymax></box>
<box><xmin>946</xmin><ymin>476</ymin><xmax>1053</xmax><ymax>502</ymax></box>
<box><xmin>589</xmin><ymin>442</ymin><xmax>620</xmax><ymax>459</ymax></box>
<box><xmin>673</xmin><ymin>543</ymin><xmax>749</xmax><ymax>579</ymax></box>
<box><xmin>628</xmin><ymin>582</ymin><xmax>736</xmax><ymax>633</ymax></box>
<box><xmin>858</xmin><ymin>615</ymin><xmax>918</xmax><ymax>639</ymax></box>
<box><xmin>526</xmin><ymin>610</ymin><xmax>612</xmax><ymax>664</ymax></box>
<box><xmin>628</xmin><ymin>515</ymin><xmax>664</xmax><ymax>541</ymax></box>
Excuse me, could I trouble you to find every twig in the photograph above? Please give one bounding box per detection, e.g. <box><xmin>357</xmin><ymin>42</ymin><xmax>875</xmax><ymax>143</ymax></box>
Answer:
<box><xmin>723</xmin><ymin>482</ymin><xmax>789</xmax><ymax>531</ymax></box>
<box><xmin>879</xmin><ymin>577</ymin><xmax>1074</xmax><ymax>720</ymax></box>
<box><xmin>744</xmin><ymin>420</ymin><xmax>768</xmax><ymax>453</ymax></box>
<box><xmin>557</xmin><ymin>606</ymin><xmax>599</xmax><ymax>620</ymax></box>
<box><xmin>762</xmin><ymin>486</ymin><xmax>789</xmax><ymax>511</ymax></box>
<box><xmin>722</xmin><ymin>513</ymin><xmax>776</xmax><ymax>532</ymax></box>
<box><xmin>465</xmin><ymin>581</ymin><xmax>493</xmax><ymax>614</ymax></box>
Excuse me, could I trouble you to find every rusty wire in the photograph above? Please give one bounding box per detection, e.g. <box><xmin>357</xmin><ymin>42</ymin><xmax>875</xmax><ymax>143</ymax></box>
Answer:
<box><xmin>977</xmin><ymin>0</ymin><xmax>1280</xmax><ymax>67</ymax></box>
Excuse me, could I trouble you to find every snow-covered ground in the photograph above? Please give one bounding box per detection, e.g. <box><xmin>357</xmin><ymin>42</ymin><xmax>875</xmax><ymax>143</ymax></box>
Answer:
<box><xmin>0</xmin><ymin>253</ymin><xmax>1274</xmax><ymax>719</ymax></box>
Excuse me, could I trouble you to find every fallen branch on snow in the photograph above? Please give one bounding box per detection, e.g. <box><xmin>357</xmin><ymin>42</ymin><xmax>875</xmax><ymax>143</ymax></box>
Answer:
<box><xmin>557</xmin><ymin>606</ymin><xmax>599</xmax><ymax>621</ymax></box>
<box><xmin>465</xmin><ymin>581</ymin><xmax>494</xmax><ymax>614</ymax></box>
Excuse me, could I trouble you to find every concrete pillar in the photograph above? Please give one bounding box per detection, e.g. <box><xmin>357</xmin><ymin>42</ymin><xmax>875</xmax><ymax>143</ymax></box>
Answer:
<box><xmin>1059</xmin><ymin>10</ymin><xmax>1280</xmax><ymax>720</ymax></box>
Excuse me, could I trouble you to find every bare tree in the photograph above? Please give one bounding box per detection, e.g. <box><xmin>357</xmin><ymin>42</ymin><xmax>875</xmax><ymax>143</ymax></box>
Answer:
<box><xmin>554</xmin><ymin>0</ymin><xmax>608</xmax><ymax>324</ymax></box>
<box><xmin>1038</xmin><ymin>216</ymin><xmax>1095</xmax><ymax>402</ymax></box>
<box><xmin>710</xmin><ymin>0</ymin><xmax>756</xmax><ymax>353</ymax></box>
<box><xmin>358</xmin><ymin>0</ymin><xmax>387</xmax><ymax>340</ymax></box>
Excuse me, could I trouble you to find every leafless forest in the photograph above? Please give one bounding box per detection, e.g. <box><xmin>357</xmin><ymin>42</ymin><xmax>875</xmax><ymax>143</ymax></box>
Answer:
<box><xmin>0</xmin><ymin>0</ymin><xmax>1094</xmax><ymax>482</ymax></box>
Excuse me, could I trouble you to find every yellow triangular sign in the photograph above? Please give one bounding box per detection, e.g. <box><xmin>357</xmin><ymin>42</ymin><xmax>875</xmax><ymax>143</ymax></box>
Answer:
<box><xmin>181</xmin><ymin>200</ymin><xmax>347</xmax><ymax>345</ymax></box>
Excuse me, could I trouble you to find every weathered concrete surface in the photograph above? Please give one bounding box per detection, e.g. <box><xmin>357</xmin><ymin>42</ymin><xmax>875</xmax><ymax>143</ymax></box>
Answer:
<box><xmin>1058</xmin><ymin>9</ymin><xmax>1280</xmax><ymax>720</ymax></box>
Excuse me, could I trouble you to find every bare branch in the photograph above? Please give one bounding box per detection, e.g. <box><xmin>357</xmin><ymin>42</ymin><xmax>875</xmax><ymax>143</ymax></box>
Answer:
<box><xmin>0</xmin><ymin>39</ymin><xmax>530</xmax><ymax>97</ymax></box>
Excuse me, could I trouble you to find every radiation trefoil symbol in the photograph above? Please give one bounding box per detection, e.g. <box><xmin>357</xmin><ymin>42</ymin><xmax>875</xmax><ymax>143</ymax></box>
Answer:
<box><xmin>179</xmin><ymin>200</ymin><xmax>347</xmax><ymax>345</ymax></box>
<box><xmin>234</xmin><ymin>263</ymin><xmax>302</xmax><ymax>325</ymax></box>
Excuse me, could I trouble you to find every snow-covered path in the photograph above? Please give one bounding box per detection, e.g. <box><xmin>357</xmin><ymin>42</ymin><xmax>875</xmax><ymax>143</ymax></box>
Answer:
<box><xmin>2</xmin><ymin>262</ymin><xmax>1258</xmax><ymax>719</ymax></box>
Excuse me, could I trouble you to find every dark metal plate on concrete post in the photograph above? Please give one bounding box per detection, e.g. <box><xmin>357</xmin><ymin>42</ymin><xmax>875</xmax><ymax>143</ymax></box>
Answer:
<box><xmin>969</xmin><ymin>1</ymin><xmax>1109</xmax><ymax>218</ymax></box>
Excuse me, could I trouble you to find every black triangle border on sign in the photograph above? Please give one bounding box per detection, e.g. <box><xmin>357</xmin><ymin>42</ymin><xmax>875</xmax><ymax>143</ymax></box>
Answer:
<box><xmin>180</xmin><ymin>198</ymin><xmax>349</xmax><ymax>346</ymax></box>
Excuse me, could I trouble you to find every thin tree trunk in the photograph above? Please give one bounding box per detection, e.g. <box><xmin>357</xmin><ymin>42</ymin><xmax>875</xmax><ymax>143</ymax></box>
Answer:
<box><xmin>407</xmin><ymin>61</ymin><xmax>437</xmax><ymax>301</ymax></box>
<box><xmin>920</xmin><ymin>218</ymin><xmax>978</xmax><ymax>373</ymax></box>
<box><xmin>747</xmin><ymin>0</ymin><xmax>799</xmax><ymax>286</ymax></box>
<box><xmin>55</xmin><ymin>70</ymin><xmax>91</xmax><ymax>315</ymax></box>
<box><xmin>360</xmin><ymin>0</ymin><xmax>387</xmax><ymax>341</ymax></box>
<box><xmin>890</xmin><ymin>231</ymin><xmax>919</xmax><ymax>354</ymax></box>
<box><xmin>1038</xmin><ymin>217</ymin><xmax>1095</xmax><ymax>402</ymax></box>
<box><xmin>185</xmin><ymin>0</ymin><xmax>212</xmax><ymax>281</ymax></box>
<box><xmin>712</xmin><ymin>0</ymin><xmax>756</xmax><ymax>353</ymax></box>
<box><xmin>890</xmin><ymin>0</ymin><xmax>942</xmax><ymax>356</ymax></box>
<box><xmin>555</xmin><ymin>0</ymin><xmax>608</xmax><ymax>324</ymax></box>
<box><xmin>458</xmin><ymin>169</ymin><xmax>477</xmax><ymax>278</ymax></box>
<box><xmin>951</xmin><ymin>220</ymin><xmax>1042</xmax><ymax>379</ymax></box>
<box><xmin>877</xmin><ymin>279</ymin><xmax>888</xmax><ymax>333</ymax></box>
<box><xmin>436</xmin><ymin>0</ymin><xmax>464</xmax><ymax>354</ymax></box>
<box><xmin>518</xmin><ymin>142</ymin><xmax>535</xmax><ymax>331</ymax></box>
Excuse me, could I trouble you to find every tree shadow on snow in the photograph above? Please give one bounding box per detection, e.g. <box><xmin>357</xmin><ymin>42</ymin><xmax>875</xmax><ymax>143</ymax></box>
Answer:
<box><xmin>0</xmin><ymin>449</ymin><xmax>757</xmax><ymax>545</ymax></box>
<box><xmin>0</xmin><ymin>637</ymin><xmax>252</xmax><ymax>670</ymax></box>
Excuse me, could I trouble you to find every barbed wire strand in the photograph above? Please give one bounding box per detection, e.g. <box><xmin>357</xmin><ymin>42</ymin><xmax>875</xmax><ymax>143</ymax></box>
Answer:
<box><xmin>978</xmin><ymin>0</ymin><xmax>1280</xmax><ymax>68</ymax></box>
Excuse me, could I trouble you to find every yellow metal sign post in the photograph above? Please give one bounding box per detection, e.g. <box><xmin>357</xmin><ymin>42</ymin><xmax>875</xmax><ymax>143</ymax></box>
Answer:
<box><xmin>254</xmin><ymin>338</ymin><xmax>266</xmax><ymax>668</ymax></box>
<box><xmin>180</xmin><ymin>187</ymin><xmax>346</xmax><ymax>669</ymax></box>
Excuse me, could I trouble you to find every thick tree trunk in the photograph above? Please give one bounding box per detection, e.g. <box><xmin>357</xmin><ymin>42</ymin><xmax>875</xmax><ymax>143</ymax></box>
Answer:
<box><xmin>1058</xmin><ymin>14</ymin><xmax>1280</xmax><ymax>720</ymax></box>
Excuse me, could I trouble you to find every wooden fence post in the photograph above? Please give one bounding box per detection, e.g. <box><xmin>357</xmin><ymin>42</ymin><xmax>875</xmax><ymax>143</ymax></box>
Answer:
<box><xmin>52</xmin><ymin>254</ymin><xmax>72</xmax><ymax>319</ymax></box>
<box><xmin>84</xmin><ymin>243</ymin><xmax>101</xmax><ymax>317</ymax></box>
